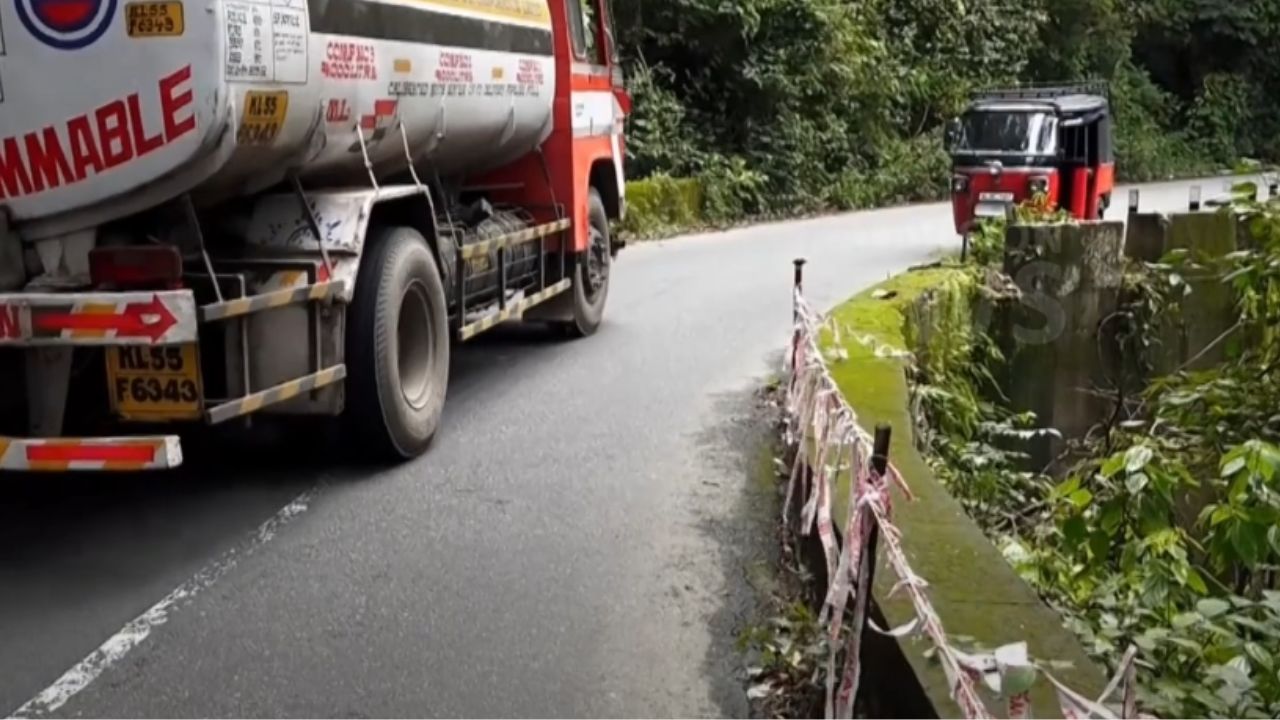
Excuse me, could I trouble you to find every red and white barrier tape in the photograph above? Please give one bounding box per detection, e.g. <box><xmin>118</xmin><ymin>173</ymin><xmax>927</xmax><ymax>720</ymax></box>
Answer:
<box><xmin>783</xmin><ymin>287</ymin><xmax>1147</xmax><ymax>720</ymax></box>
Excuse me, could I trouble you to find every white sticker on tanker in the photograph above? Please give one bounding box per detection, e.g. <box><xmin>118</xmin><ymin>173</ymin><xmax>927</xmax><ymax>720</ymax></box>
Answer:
<box><xmin>270</xmin><ymin>2</ymin><xmax>307</xmax><ymax>84</ymax></box>
<box><xmin>238</xmin><ymin>90</ymin><xmax>288</xmax><ymax>145</ymax></box>
<box><xmin>225</xmin><ymin>0</ymin><xmax>307</xmax><ymax>84</ymax></box>
<box><xmin>225</xmin><ymin>1</ymin><xmax>268</xmax><ymax>80</ymax></box>
<box><xmin>126</xmin><ymin>1</ymin><xmax>184</xmax><ymax>36</ymax></box>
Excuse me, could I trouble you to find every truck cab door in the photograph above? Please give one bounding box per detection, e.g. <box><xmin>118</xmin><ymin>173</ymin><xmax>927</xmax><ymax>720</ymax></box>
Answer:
<box><xmin>572</xmin><ymin>0</ymin><xmax>630</xmax><ymax>107</ymax></box>
<box><xmin>595</xmin><ymin>0</ymin><xmax>629</xmax><ymax>109</ymax></box>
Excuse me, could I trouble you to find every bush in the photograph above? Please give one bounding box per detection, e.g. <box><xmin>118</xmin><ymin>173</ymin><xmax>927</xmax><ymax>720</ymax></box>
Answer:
<box><xmin>1188</xmin><ymin>73</ymin><xmax>1254</xmax><ymax>166</ymax></box>
<box><xmin>619</xmin><ymin>175</ymin><xmax>704</xmax><ymax>238</ymax></box>
<box><xmin>698</xmin><ymin>155</ymin><xmax>769</xmax><ymax>222</ymax></box>
<box><xmin>1110</xmin><ymin>62</ymin><xmax>1209</xmax><ymax>182</ymax></box>
<box><xmin>931</xmin><ymin>191</ymin><xmax>1280</xmax><ymax>718</ymax></box>
<box><xmin>624</xmin><ymin>62</ymin><xmax>702</xmax><ymax>180</ymax></box>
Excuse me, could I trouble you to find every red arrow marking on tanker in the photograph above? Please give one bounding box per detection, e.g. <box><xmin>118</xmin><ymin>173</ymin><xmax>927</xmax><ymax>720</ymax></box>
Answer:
<box><xmin>33</xmin><ymin>295</ymin><xmax>177</xmax><ymax>341</ymax></box>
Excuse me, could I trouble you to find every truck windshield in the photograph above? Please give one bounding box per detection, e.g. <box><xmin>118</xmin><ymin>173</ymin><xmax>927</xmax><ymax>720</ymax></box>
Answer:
<box><xmin>954</xmin><ymin>111</ymin><xmax>1057</xmax><ymax>156</ymax></box>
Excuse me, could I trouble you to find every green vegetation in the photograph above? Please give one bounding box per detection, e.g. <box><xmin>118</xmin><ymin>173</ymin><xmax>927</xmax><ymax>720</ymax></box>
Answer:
<box><xmin>820</xmin><ymin>268</ymin><xmax>968</xmax><ymax>516</ymax></box>
<box><xmin>903</xmin><ymin>190</ymin><xmax>1280</xmax><ymax>717</ymax></box>
<box><xmin>617</xmin><ymin>0</ymin><xmax>1280</xmax><ymax>228</ymax></box>
<box><xmin>619</xmin><ymin>175</ymin><xmax>705</xmax><ymax>239</ymax></box>
<box><xmin>797</xmin><ymin>266</ymin><xmax>1108</xmax><ymax>717</ymax></box>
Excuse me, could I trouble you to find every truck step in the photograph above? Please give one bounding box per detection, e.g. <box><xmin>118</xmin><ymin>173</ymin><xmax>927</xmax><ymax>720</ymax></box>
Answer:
<box><xmin>457</xmin><ymin>279</ymin><xmax>571</xmax><ymax>341</ymax></box>
<box><xmin>0</xmin><ymin>435</ymin><xmax>182</xmax><ymax>471</ymax></box>
<box><xmin>205</xmin><ymin>365</ymin><xmax>347</xmax><ymax>425</ymax></box>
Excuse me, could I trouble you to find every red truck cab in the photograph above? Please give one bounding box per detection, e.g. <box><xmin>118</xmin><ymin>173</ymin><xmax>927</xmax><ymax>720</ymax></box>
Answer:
<box><xmin>945</xmin><ymin>84</ymin><xmax>1115</xmax><ymax>241</ymax></box>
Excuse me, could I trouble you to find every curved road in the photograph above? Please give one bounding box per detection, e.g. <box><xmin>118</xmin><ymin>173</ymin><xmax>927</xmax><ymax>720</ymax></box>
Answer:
<box><xmin>0</xmin><ymin>176</ymin><xmax>1248</xmax><ymax>717</ymax></box>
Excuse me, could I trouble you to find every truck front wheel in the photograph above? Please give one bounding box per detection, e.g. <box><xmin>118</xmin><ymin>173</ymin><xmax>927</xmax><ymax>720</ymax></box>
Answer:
<box><xmin>346</xmin><ymin>226</ymin><xmax>450</xmax><ymax>461</ymax></box>
<box><xmin>559</xmin><ymin>188</ymin><xmax>611</xmax><ymax>337</ymax></box>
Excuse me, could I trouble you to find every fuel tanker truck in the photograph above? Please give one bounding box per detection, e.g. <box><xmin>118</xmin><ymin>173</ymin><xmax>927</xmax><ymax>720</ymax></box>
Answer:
<box><xmin>0</xmin><ymin>0</ymin><xmax>631</xmax><ymax>470</ymax></box>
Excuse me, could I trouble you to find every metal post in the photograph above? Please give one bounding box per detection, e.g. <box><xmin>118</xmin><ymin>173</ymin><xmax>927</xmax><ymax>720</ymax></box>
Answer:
<box><xmin>864</xmin><ymin>424</ymin><xmax>892</xmax><ymax>591</ymax></box>
<box><xmin>791</xmin><ymin>258</ymin><xmax>806</xmax><ymax>371</ymax></box>
<box><xmin>454</xmin><ymin>242</ymin><xmax>466</xmax><ymax>328</ymax></box>
<box><xmin>852</xmin><ymin>423</ymin><xmax>892</xmax><ymax>716</ymax></box>
<box><xmin>182</xmin><ymin>194</ymin><xmax>224</xmax><ymax>303</ymax></box>
<box><xmin>792</xmin><ymin>257</ymin><xmax>806</xmax><ymax>318</ymax></box>
<box><xmin>497</xmin><ymin>245</ymin><xmax>507</xmax><ymax>310</ymax></box>
<box><xmin>1189</xmin><ymin>185</ymin><xmax>1201</xmax><ymax>212</ymax></box>
<box><xmin>1128</xmin><ymin>188</ymin><xmax>1140</xmax><ymax>215</ymax></box>
<box><xmin>289</xmin><ymin>174</ymin><xmax>334</xmax><ymax>279</ymax></box>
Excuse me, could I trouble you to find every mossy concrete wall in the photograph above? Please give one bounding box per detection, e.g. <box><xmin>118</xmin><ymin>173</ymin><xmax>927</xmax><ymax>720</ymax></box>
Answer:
<box><xmin>1123</xmin><ymin>210</ymin><xmax>1242</xmax><ymax>528</ymax></box>
<box><xmin>996</xmin><ymin>222</ymin><xmax>1126</xmax><ymax>470</ymax></box>
<box><xmin>993</xmin><ymin>214</ymin><xmax>1241</xmax><ymax>468</ymax></box>
<box><xmin>1125</xmin><ymin>211</ymin><xmax>1240</xmax><ymax>374</ymax></box>
<box><xmin>818</xmin><ymin>268</ymin><xmax>1107</xmax><ymax>718</ymax></box>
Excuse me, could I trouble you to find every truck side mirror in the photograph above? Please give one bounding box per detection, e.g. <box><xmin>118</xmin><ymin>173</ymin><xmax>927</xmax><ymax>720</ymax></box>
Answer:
<box><xmin>944</xmin><ymin>119</ymin><xmax>961</xmax><ymax>151</ymax></box>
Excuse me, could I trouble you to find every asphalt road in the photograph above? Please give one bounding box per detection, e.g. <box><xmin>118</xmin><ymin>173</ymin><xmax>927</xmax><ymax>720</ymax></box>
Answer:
<box><xmin>0</xmin><ymin>176</ymin><xmax>1253</xmax><ymax>718</ymax></box>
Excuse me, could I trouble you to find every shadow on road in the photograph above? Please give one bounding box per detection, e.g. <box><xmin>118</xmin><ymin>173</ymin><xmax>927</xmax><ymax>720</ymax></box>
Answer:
<box><xmin>0</xmin><ymin>320</ymin><xmax>561</xmax><ymax>565</ymax></box>
<box><xmin>0</xmin><ymin>319</ymin><xmax>563</xmax><ymax>712</ymax></box>
<box><xmin>689</xmin><ymin>369</ymin><xmax>783</xmax><ymax>717</ymax></box>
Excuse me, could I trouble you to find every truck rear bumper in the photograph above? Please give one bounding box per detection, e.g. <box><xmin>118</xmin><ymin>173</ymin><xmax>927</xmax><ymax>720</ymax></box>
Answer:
<box><xmin>0</xmin><ymin>435</ymin><xmax>182</xmax><ymax>471</ymax></box>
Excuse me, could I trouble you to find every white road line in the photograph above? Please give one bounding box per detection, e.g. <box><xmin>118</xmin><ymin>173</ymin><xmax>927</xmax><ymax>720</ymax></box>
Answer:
<box><xmin>6</xmin><ymin>491</ymin><xmax>315</xmax><ymax>719</ymax></box>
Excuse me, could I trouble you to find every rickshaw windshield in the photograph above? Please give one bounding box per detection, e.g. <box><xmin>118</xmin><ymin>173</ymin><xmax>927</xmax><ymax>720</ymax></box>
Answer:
<box><xmin>953</xmin><ymin>111</ymin><xmax>1058</xmax><ymax>156</ymax></box>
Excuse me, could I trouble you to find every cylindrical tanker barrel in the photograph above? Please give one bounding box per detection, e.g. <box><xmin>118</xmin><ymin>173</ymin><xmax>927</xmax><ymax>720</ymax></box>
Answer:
<box><xmin>0</xmin><ymin>0</ymin><xmax>556</xmax><ymax>233</ymax></box>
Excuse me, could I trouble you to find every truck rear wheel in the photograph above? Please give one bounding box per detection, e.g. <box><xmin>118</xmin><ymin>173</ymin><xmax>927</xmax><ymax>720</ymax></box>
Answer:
<box><xmin>346</xmin><ymin>226</ymin><xmax>450</xmax><ymax>461</ymax></box>
<box><xmin>559</xmin><ymin>188</ymin><xmax>612</xmax><ymax>338</ymax></box>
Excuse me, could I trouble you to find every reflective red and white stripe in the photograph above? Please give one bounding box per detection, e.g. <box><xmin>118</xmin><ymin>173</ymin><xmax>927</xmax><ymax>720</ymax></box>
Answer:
<box><xmin>0</xmin><ymin>436</ymin><xmax>183</xmax><ymax>471</ymax></box>
<box><xmin>0</xmin><ymin>290</ymin><xmax>198</xmax><ymax>346</ymax></box>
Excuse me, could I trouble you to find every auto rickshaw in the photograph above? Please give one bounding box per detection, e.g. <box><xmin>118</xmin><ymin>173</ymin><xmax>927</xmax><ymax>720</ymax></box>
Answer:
<box><xmin>944</xmin><ymin>83</ymin><xmax>1115</xmax><ymax>254</ymax></box>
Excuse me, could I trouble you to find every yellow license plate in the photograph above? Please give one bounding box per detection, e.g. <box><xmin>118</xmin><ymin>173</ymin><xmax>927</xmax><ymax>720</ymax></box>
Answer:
<box><xmin>125</xmin><ymin>1</ymin><xmax>184</xmax><ymax>37</ymax></box>
<box><xmin>238</xmin><ymin>91</ymin><xmax>290</xmax><ymax>145</ymax></box>
<box><xmin>107</xmin><ymin>344</ymin><xmax>202</xmax><ymax>421</ymax></box>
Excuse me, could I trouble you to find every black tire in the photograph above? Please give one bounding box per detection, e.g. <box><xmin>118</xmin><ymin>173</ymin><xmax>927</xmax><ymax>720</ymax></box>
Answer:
<box><xmin>559</xmin><ymin>188</ymin><xmax>612</xmax><ymax>338</ymax></box>
<box><xmin>346</xmin><ymin>226</ymin><xmax>450</xmax><ymax>461</ymax></box>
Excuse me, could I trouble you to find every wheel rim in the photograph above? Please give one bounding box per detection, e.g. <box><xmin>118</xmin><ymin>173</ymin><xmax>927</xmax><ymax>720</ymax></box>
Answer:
<box><xmin>398</xmin><ymin>281</ymin><xmax>434</xmax><ymax>410</ymax></box>
<box><xmin>584</xmin><ymin>223</ymin><xmax>609</xmax><ymax>301</ymax></box>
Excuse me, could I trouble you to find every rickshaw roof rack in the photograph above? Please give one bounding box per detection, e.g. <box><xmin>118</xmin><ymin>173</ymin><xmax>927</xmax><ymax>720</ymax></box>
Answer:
<box><xmin>971</xmin><ymin>81</ymin><xmax>1110</xmax><ymax>107</ymax></box>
